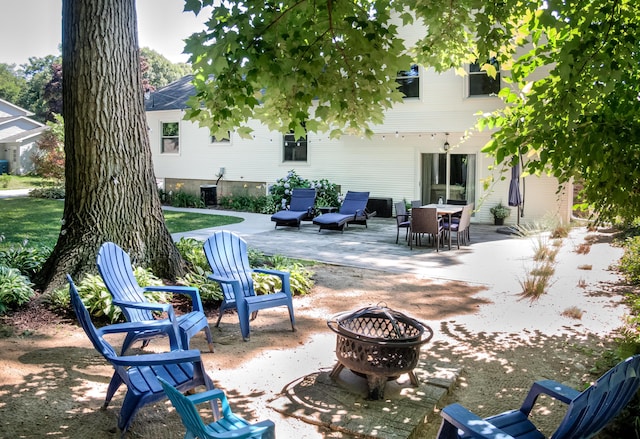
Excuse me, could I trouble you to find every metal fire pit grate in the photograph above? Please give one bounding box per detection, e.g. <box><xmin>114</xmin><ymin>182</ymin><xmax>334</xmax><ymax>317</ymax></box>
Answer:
<box><xmin>327</xmin><ymin>305</ymin><xmax>433</xmax><ymax>400</ymax></box>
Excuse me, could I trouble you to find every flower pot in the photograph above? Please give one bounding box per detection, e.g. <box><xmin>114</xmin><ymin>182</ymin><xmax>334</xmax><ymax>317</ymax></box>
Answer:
<box><xmin>494</xmin><ymin>217</ymin><xmax>505</xmax><ymax>225</ymax></box>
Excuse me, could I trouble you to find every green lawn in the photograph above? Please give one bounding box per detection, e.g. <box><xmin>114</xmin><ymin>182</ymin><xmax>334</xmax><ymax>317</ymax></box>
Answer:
<box><xmin>0</xmin><ymin>175</ymin><xmax>57</xmax><ymax>190</ymax></box>
<box><xmin>0</xmin><ymin>197</ymin><xmax>243</xmax><ymax>248</ymax></box>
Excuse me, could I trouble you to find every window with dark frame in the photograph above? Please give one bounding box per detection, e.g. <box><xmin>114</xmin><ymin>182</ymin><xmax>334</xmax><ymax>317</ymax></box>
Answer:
<box><xmin>396</xmin><ymin>64</ymin><xmax>420</xmax><ymax>98</ymax></box>
<box><xmin>469</xmin><ymin>58</ymin><xmax>501</xmax><ymax>96</ymax></box>
<box><xmin>161</xmin><ymin>122</ymin><xmax>179</xmax><ymax>154</ymax></box>
<box><xmin>283</xmin><ymin>129</ymin><xmax>308</xmax><ymax>162</ymax></box>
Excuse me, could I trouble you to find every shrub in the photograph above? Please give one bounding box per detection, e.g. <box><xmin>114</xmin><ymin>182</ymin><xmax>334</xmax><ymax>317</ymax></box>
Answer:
<box><xmin>171</xmin><ymin>190</ymin><xmax>205</xmax><ymax>208</ymax></box>
<box><xmin>519</xmin><ymin>270</ymin><xmax>552</xmax><ymax>299</ymax></box>
<box><xmin>250</xmin><ymin>252</ymin><xmax>314</xmax><ymax>296</ymax></box>
<box><xmin>0</xmin><ymin>174</ymin><xmax>9</xmax><ymax>188</ymax></box>
<box><xmin>69</xmin><ymin>267</ymin><xmax>166</xmax><ymax>323</ymax></box>
<box><xmin>490</xmin><ymin>202</ymin><xmax>511</xmax><ymax>219</ymax></box>
<box><xmin>620</xmin><ymin>236</ymin><xmax>640</xmax><ymax>284</ymax></box>
<box><xmin>311</xmin><ymin>178</ymin><xmax>341</xmax><ymax>208</ymax></box>
<box><xmin>29</xmin><ymin>185</ymin><xmax>66</xmax><ymax>199</ymax></box>
<box><xmin>532</xmin><ymin>236</ymin><xmax>559</xmax><ymax>262</ymax></box>
<box><xmin>177</xmin><ymin>268</ymin><xmax>222</xmax><ymax>303</ymax></box>
<box><xmin>31</xmin><ymin>114</ymin><xmax>65</xmax><ymax>182</ymax></box>
<box><xmin>0</xmin><ymin>243</ymin><xmax>52</xmax><ymax>279</ymax></box>
<box><xmin>0</xmin><ymin>266</ymin><xmax>34</xmax><ymax>314</ymax></box>
<box><xmin>175</xmin><ymin>237</ymin><xmax>208</xmax><ymax>271</ymax></box>
<box><xmin>269</xmin><ymin>170</ymin><xmax>341</xmax><ymax>210</ymax></box>
<box><xmin>218</xmin><ymin>194</ymin><xmax>272</xmax><ymax>213</ymax></box>
<box><xmin>562</xmin><ymin>306</ymin><xmax>584</xmax><ymax>319</ymax></box>
<box><xmin>174</xmin><ymin>238</ymin><xmax>223</xmax><ymax>302</ymax></box>
<box><xmin>550</xmin><ymin>223</ymin><xmax>571</xmax><ymax>239</ymax></box>
<box><xmin>269</xmin><ymin>170</ymin><xmax>311</xmax><ymax>209</ymax></box>
<box><xmin>42</xmin><ymin>286</ymin><xmax>70</xmax><ymax>315</ymax></box>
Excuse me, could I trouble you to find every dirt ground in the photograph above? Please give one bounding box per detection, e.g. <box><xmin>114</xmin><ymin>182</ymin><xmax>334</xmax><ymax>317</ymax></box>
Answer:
<box><xmin>0</xmin><ymin>231</ymin><xmax>634</xmax><ymax>438</ymax></box>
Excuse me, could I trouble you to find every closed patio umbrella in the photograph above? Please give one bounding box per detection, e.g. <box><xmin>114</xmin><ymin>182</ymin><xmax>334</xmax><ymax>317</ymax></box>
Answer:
<box><xmin>508</xmin><ymin>161</ymin><xmax>523</xmax><ymax>226</ymax></box>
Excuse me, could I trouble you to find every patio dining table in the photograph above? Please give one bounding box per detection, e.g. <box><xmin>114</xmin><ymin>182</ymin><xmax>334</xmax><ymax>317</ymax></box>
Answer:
<box><xmin>422</xmin><ymin>203</ymin><xmax>464</xmax><ymax>250</ymax></box>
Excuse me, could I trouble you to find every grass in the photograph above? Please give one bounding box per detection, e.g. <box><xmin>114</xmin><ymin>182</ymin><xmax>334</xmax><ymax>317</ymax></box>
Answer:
<box><xmin>0</xmin><ymin>197</ymin><xmax>243</xmax><ymax>248</ymax></box>
<box><xmin>0</xmin><ymin>175</ymin><xmax>57</xmax><ymax>190</ymax></box>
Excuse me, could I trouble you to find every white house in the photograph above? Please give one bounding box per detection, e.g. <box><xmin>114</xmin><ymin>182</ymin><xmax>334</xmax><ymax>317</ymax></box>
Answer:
<box><xmin>144</xmin><ymin>29</ymin><xmax>572</xmax><ymax>226</ymax></box>
<box><xmin>0</xmin><ymin>98</ymin><xmax>47</xmax><ymax>175</ymax></box>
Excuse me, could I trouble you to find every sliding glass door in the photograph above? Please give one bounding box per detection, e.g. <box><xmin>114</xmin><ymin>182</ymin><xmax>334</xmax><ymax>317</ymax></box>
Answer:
<box><xmin>421</xmin><ymin>153</ymin><xmax>476</xmax><ymax>205</ymax></box>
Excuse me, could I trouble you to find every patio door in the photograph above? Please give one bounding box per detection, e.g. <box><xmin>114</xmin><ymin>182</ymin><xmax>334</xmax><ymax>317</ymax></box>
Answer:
<box><xmin>421</xmin><ymin>153</ymin><xmax>476</xmax><ymax>204</ymax></box>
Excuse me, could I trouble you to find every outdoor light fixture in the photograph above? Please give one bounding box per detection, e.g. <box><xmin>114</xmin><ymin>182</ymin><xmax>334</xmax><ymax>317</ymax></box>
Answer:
<box><xmin>444</xmin><ymin>133</ymin><xmax>450</xmax><ymax>151</ymax></box>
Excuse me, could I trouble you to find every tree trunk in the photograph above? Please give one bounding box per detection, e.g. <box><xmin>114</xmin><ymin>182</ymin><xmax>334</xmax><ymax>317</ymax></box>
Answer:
<box><xmin>35</xmin><ymin>0</ymin><xmax>185</xmax><ymax>292</ymax></box>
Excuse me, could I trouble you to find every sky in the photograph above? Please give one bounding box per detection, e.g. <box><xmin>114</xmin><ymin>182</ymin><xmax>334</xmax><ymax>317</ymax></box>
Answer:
<box><xmin>0</xmin><ymin>0</ymin><xmax>211</xmax><ymax>66</ymax></box>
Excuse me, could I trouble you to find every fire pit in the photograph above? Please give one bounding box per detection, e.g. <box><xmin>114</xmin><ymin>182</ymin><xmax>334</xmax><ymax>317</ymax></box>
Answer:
<box><xmin>327</xmin><ymin>305</ymin><xmax>433</xmax><ymax>400</ymax></box>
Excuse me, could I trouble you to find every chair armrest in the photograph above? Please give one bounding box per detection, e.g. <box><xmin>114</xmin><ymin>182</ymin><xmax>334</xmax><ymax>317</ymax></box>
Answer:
<box><xmin>187</xmin><ymin>388</ymin><xmax>234</xmax><ymax>418</ymax></box>
<box><xmin>98</xmin><ymin>318</ymin><xmax>182</xmax><ymax>349</ymax></box>
<box><xmin>213</xmin><ymin>421</ymin><xmax>275</xmax><ymax>439</ymax></box>
<box><xmin>142</xmin><ymin>285</ymin><xmax>204</xmax><ymax>312</ymax></box>
<box><xmin>440</xmin><ymin>403</ymin><xmax>515</xmax><ymax>439</ymax></box>
<box><xmin>520</xmin><ymin>379</ymin><xmax>579</xmax><ymax>415</ymax></box>
<box><xmin>253</xmin><ymin>268</ymin><xmax>288</xmax><ymax>279</ymax></box>
<box><xmin>113</xmin><ymin>299</ymin><xmax>172</xmax><ymax>313</ymax></box>
<box><xmin>110</xmin><ymin>349</ymin><xmax>203</xmax><ymax>367</ymax></box>
<box><xmin>143</xmin><ymin>284</ymin><xmax>198</xmax><ymax>297</ymax></box>
<box><xmin>207</xmin><ymin>274</ymin><xmax>245</xmax><ymax>302</ymax></box>
<box><xmin>97</xmin><ymin>319</ymin><xmax>177</xmax><ymax>335</ymax></box>
<box><xmin>112</xmin><ymin>299</ymin><xmax>177</xmax><ymax>321</ymax></box>
<box><xmin>207</xmin><ymin>274</ymin><xmax>242</xmax><ymax>286</ymax></box>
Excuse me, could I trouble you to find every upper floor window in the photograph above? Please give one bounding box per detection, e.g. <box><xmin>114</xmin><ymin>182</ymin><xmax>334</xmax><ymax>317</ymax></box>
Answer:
<box><xmin>161</xmin><ymin>122</ymin><xmax>179</xmax><ymax>154</ymax></box>
<box><xmin>469</xmin><ymin>58</ymin><xmax>501</xmax><ymax>96</ymax></box>
<box><xmin>283</xmin><ymin>130</ymin><xmax>307</xmax><ymax>162</ymax></box>
<box><xmin>211</xmin><ymin>131</ymin><xmax>231</xmax><ymax>144</ymax></box>
<box><xmin>396</xmin><ymin>64</ymin><xmax>420</xmax><ymax>98</ymax></box>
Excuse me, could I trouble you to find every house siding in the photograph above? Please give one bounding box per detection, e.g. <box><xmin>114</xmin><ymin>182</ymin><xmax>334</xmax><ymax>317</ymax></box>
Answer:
<box><xmin>146</xmin><ymin>65</ymin><xmax>571</xmax><ymax>225</ymax></box>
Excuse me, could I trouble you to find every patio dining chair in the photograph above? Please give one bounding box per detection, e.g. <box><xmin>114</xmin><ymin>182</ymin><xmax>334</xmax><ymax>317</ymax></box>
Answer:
<box><xmin>444</xmin><ymin>204</ymin><xmax>472</xmax><ymax>249</ymax></box>
<box><xmin>437</xmin><ymin>354</ymin><xmax>640</xmax><ymax>439</ymax></box>
<box><xmin>409</xmin><ymin>207</ymin><xmax>444</xmax><ymax>251</ymax></box>
<box><xmin>394</xmin><ymin>201</ymin><xmax>411</xmax><ymax>244</ymax></box>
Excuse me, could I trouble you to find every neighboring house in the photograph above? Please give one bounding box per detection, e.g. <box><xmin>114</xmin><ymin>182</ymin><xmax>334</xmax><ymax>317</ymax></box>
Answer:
<box><xmin>145</xmin><ymin>29</ymin><xmax>572</xmax><ymax>226</ymax></box>
<box><xmin>0</xmin><ymin>98</ymin><xmax>47</xmax><ymax>175</ymax></box>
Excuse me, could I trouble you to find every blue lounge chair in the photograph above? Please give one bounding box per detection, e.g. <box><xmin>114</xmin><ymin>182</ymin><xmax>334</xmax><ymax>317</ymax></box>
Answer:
<box><xmin>437</xmin><ymin>354</ymin><xmax>640</xmax><ymax>439</ymax></box>
<box><xmin>312</xmin><ymin>191</ymin><xmax>372</xmax><ymax>232</ymax></box>
<box><xmin>203</xmin><ymin>230</ymin><xmax>296</xmax><ymax>341</ymax></box>
<box><xmin>270</xmin><ymin>187</ymin><xmax>316</xmax><ymax>229</ymax></box>
<box><xmin>157</xmin><ymin>377</ymin><xmax>275</xmax><ymax>438</ymax></box>
<box><xmin>67</xmin><ymin>275</ymin><xmax>215</xmax><ymax>436</ymax></box>
<box><xmin>97</xmin><ymin>242</ymin><xmax>214</xmax><ymax>354</ymax></box>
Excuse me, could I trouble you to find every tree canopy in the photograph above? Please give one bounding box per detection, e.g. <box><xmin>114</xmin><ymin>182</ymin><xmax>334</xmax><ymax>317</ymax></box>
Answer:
<box><xmin>183</xmin><ymin>0</ymin><xmax>640</xmax><ymax>223</ymax></box>
<box><xmin>140</xmin><ymin>47</ymin><xmax>192</xmax><ymax>90</ymax></box>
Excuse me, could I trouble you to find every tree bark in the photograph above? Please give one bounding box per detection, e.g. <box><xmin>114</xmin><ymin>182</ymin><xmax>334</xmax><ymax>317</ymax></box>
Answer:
<box><xmin>35</xmin><ymin>0</ymin><xmax>185</xmax><ymax>292</ymax></box>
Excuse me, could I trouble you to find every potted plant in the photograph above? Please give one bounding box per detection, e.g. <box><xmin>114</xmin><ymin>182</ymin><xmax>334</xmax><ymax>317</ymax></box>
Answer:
<box><xmin>490</xmin><ymin>202</ymin><xmax>511</xmax><ymax>225</ymax></box>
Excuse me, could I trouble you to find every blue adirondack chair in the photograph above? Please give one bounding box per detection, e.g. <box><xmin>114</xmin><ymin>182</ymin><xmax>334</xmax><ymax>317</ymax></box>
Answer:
<box><xmin>437</xmin><ymin>354</ymin><xmax>640</xmax><ymax>439</ymax></box>
<box><xmin>97</xmin><ymin>242</ymin><xmax>214</xmax><ymax>354</ymax></box>
<box><xmin>203</xmin><ymin>230</ymin><xmax>295</xmax><ymax>341</ymax></box>
<box><xmin>312</xmin><ymin>191</ymin><xmax>373</xmax><ymax>232</ymax></box>
<box><xmin>270</xmin><ymin>187</ymin><xmax>316</xmax><ymax>229</ymax></box>
<box><xmin>67</xmin><ymin>275</ymin><xmax>215</xmax><ymax>436</ymax></box>
<box><xmin>157</xmin><ymin>377</ymin><xmax>276</xmax><ymax>438</ymax></box>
